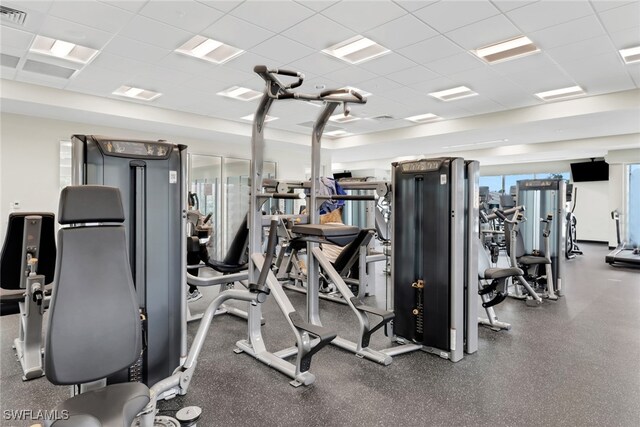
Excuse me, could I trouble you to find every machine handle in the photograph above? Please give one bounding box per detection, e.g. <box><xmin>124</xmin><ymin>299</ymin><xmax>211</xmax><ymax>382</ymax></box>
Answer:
<box><xmin>320</xmin><ymin>88</ymin><xmax>364</xmax><ymax>101</ymax></box>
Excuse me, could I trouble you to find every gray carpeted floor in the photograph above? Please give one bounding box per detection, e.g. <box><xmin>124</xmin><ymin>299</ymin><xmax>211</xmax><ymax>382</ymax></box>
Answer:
<box><xmin>1</xmin><ymin>243</ymin><xmax>639</xmax><ymax>426</ymax></box>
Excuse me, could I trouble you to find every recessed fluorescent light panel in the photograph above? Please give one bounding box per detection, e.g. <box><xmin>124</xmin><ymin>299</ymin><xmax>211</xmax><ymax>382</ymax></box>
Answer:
<box><xmin>112</xmin><ymin>85</ymin><xmax>162</xmax><ymax>101</ymax></box>
<box><xmin>619</xmin><ymin>46</ymin><xmax>640</xmax><ymax>64</ymax></box>
<box><xmin>176</xmin><ymin>35</ymin><xmax>244</xmax><ymax>64</ymax></box>
<box><xmin>329</xmin><ymin>114</ymin><xmax>360</xmax><ymax>124</ymax></box>
<box><xmin>535</xmin><ymin>86</ymin><xmax>585</xmax><ymax>101</ymax></box>
<box><xmin>473</xmin><ymin>36</ymin><xmax>539</xmax><ymax>63</ymax></box>
<box><xmin>241</xmin><ymin>113</ymin><xmax>278</xmax><ymax>123</ymax></box>
<box><xmin>29</xmin><ymin>35</ymin><xmax>98</xmax><ymax>64</ymax></box>
<box><xmin>217</xmin><ymin>86</ymin><xmax>262</xmax><ymax>101</ymax></box>
<box><xmin>322</xmin><ymin>36</ymin><xmax>390</xmax><ymax>64</ymax></box>
<box><xmin>325</xmin><ymin>130</ymin><xmax>354</xmax><ymax>137</ymax></box>
<box><xmin>429</xmin><ymin>86</ymin><xmax>478</xmax><ymax>101</ymax></box>
<box><xmin>405</xmin><ymin>113</ymin><xmax>441</xmax><ymax>123</ymax></box>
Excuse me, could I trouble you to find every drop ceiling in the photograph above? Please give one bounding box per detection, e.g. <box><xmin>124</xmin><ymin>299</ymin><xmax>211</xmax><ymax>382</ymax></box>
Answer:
<box><xmin>1</xmin><ymin>0</ymin><xmax>639</xmax><ymax>167</ymax></box>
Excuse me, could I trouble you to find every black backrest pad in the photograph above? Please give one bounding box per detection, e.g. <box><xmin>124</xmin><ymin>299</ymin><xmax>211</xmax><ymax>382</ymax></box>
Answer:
<box><xmin>223</xmin><ymin>214</ymin><xmax>249</xmax><ymax>265</ymax></box>
<box><xmin>1</xmin><ymin>213</ymin><xmax>56</xmax><ymax>290</ymax></box>
<box><xmin>333</xmin><ymin>230</ymin><xmax>373</xmax><ymax>273</ymax></box>
<box><xmin>58</xmin><ymin>185</ymin><xmax>125</xmax><ymax>224</ymax></box>
<box><xmin>45</xmin><ymin>225</ymin><xmax>141</xmax><ymax>385</ymax></box>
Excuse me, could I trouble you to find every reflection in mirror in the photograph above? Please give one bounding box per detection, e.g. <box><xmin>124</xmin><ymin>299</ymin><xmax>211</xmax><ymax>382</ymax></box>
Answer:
<box><xmin>189</xmin><ymin>154</ymin><xmax>222</xmax><ymax>259</ymax></box>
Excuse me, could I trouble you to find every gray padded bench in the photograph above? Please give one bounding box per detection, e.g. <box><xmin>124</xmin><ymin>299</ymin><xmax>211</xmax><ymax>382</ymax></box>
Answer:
<box><xmin>291</xmin><ymin>224</ymin><xmax>359</xmax><ymax>247</ymax></box>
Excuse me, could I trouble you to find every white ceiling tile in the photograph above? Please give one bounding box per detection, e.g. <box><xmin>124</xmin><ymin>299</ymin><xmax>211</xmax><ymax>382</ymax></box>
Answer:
<box><xmin>321</xmin><ymin>1</ymin><xmax>407</xmax><ymax>33</ymax></box>
<box><xmin>490</xmin><ymin>51</ymin><xmax>557</xmax><ymax>75</ymax></box>
<box><xmin>103</xmin><ymin>36</ymin><xmax>172</xmax><ymax>63</ymax></box>
<box><xmin>446</xmin><ymin>14</ymin><xmax>522</xmax><ymax>50</ymax></box>
<box><xmin>282</xmin><ymin>14</ymin><xmax>356</xmax><ymax>50</ymax></box>
<box><xmin>64</xmin><ymin>64</ymin><xmax>131</xmax><ymax>93</ymax></box>
<box><xmin>230</xmin><ymin>1</ymin><xmax>315</xmax><ymax>33</ymax></box>
<box><xmin>591</xmin><ymin>0</ymin><xmax>634</xmax><ymax>12</ymax></box>
<box><xmin>598</xmin><ymin>1</ymin><xmax>640</xmax><ymax>33</ymax></box>
<box><xmin>90</xmin><ymin>52</ymin><xmax>155</xmax><ymax>76</ymax></box>
<box><xmin>546</xmin><ymin>35</ymin><xmax>615</xmax><ymax>63</ymax></box>
<box><xmin>393</xmin><ymin>1</ymin><xmax>437</xmax><ymax>12</ymax></box>
<box><xmin>119</xmin><ymin>15</ymin><xmax>192</xmax><ymax>49</ymax></box>
<box><xmin>387</xmin><ymin>86</ymin><xmax>432</xmax><ymax>108</ymax></box>
<box><xmin>180</xmin><ymin>74</ymin><xmax>241</xmax><ymax>94</ymax></box>
<box><xmin>286</xmin><ymin>53</ymin><xmax>349</xmax><ymax>76</ymax></box>
<box><xmin>38</xmin><ymin>15</ymin><xmax>113</xmax><ymax>49</ymax></box>
<box><xmin>360</xmin><ymin>76</ymin><xmax>404</xmax><ymax>94</ymax></box>
<box><xmin>251</xmin><ymin>35</ymin><xmax>315</xmax><ymax>66</ymax></box>
<box><xmin>99</xmin><ymin>0</ymin><xmax>148</xmax><ymax>13</ymax></box>
<box><xmin>364</xmin><ymin>14</ymin><xmax>437</xmax><ymax>50</ymax></box>
<box><xmin>49</xmin><ymin>0</ymin><xmax>133</xmax><ymax>33</ymax></box>
<box><xmin>358</xmin><ymin>52</ymin><xmax>417</xmax><ymax>75</ymax></box>
<box><xmin>222</xmin><ymin>52</ymin><xmax>278</xmax><ymax>77</ymax></box>
<box><xmin>490</xmin><ymin>0</ymin><xmax>538</xmax><ymax>13</ymax></box>
<box><xmin>197</xmin><ymin>0</ymin><xmax>245</xmax><ymax>13</ymax></box>
<box><xmin>0</xmin><ymin>26</ymin><xmax>35</xmax><ymax>50</ymax></box>
<box><xmin>139</xmin><ymin>0</ymin><xmax>223</xmax><ymax>33</ymax></box>
<box><xmin>424</xmin><ymin>52</ymin><xmax>485</xmax><ymax>76</ymax></box>
<box><xmin>203</xmin><ymin>65</ymin><xmax>255</xmax><ymax>84</ymax></box>
<box><xmin>321</xmin><ymin>66</ymin><xmax>378</xmax><ymax>86</ymax></box>
<box><xmin>556</xmin><ymin>52</ymin><xmax>634</xmax><ymax>90</ymax></box>
<box><xmin>459</xmin><ymin>97</ymin><xmax>505</xmax><ymax>115</ymax></box>
<box><xmin>608</xmin><ymin>27</ymin><xmax>640</xmax><ymax>50</ymax></box>
<box><xmin>501</xmin><ymin>65</ymin><xmax>574</xmax><ymax>94</ymax></box>
<box><xmin>386</xmin><ymin>65</ymin><xmax>439</xmax><ymax>85</ymax></box>
<box><xmin>448</xmin><ymin>64</ymin><xmax>503</xmax><ymax>84</ymax></box>
<box><xmin>530</xmin><ymin>15</ymin><xmax>606</xmax><ymax>50</ymax></box>
<box><xmin>505</xmin><ymin>1</ymin><xmax>594</xmax><ymax>33</ymax></box>
<box><xmin>413</xmin><ymin>0</ymin><xmax>500</xmax><ymax>33</ymax></box>
<box><xmin>294</xmin><ymin>0</ymin><xmax>339</xmax><ymax>12</ymax></box>
<box><xmin>409</xmin><ymin>75</ymin><xmax>455</xmax><ymax>91</ymax></box>
<box><xmin>201</xmin><ymin>14</ymin><xmax>275</xmax><ymax>50</ymax></box>
<box><xmin>0</xmin><ymin>1</ymin><xmax>49</xmax><ymax>33</ymax></box>
<box><xmin>132</xmin><ymin>66</ymin><xmax>197</xmax><ymax>87</ymax></box>
<box><xmin>397</xmin><ymin>36</ymin><xmax>462</xmax><ymax>64</ymax></box>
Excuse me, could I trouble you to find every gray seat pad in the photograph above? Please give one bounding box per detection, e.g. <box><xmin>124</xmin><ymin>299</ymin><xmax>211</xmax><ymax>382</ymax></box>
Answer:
<box><xmin>51</xmin><ymin>383</ymin><xmax>149</xmax><ymax>427</ymax></box>
<box><xmin>482</xmin><ymin>267</ymin><xmax>524</xmax><ymax>280</ymax></box>
<box><xmin>292</xmin><ymin>224</ymin><xmax>360</xmax><ymax>247</ymax></box>
<box><xmin>292</xmin><ymin>224</ymin><xmax>359</xmax><ymax>238</ymax></box>
<box><xmin>519</xmin><ymin>255</ymin><xmax>551</xmax><ymax>265</ymax></box>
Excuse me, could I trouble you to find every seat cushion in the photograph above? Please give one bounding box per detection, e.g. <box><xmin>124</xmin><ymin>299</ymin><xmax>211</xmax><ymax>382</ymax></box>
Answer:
<box><xmin>482</xmin><ymin>267</ymin><xmax>524</xmax><ymax>280</ymax></box>
<box><xmin>292</xmin><ymin>224</ymin><xmax>360</xmax><ymax>246</ymax></box>
<box><xmin>519</xmin><ymin>255</ymin><xmax>551</xmax><ymax>265</ymax></box>
<box><xmin>51</xmin><ymin>383</ymin><xmax>149</xmax><ymax>427</ymax></box>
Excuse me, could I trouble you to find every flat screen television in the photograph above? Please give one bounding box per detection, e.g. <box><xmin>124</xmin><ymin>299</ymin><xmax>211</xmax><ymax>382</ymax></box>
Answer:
<box><xmin>333</xmin><ymin>171</ymin><xmax>352</xmax><ymax>180</ymax></box>
<box><xmin>570</xmin><ymin>160</ymin><xmax>609</xmax><ymax>182</ymax></box>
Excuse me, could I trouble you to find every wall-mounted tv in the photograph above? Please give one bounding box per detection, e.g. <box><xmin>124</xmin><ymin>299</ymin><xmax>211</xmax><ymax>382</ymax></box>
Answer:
<box><xmin>570</xmin><ymin>160</ymin><xmax>609</xmax><ymax>182</ymax></box>
<box><xmin>333</xmin><ymin>171</ymin><xmax>352</xmax><ymax>180</ymax></box>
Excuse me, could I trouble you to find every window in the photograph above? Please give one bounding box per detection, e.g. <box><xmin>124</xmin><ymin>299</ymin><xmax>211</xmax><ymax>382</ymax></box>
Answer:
<box><xmin>504</xmin><ymin>174</ymin><xmax>534</xmax><ymax>194</ymax></box>
<box><xmin>628</xmin><ymin>164</ymin><xmax>640</xmax><ymax>245</ymax></box>
<box><xmin>59</xmin><ymin>141</ymin><xmax>72</xmax><ymax>190</ymax></box>
<box><xmin>479</xmin><ymin>175</ymin><xmax>503</xmax><ymax>193</ymax></box>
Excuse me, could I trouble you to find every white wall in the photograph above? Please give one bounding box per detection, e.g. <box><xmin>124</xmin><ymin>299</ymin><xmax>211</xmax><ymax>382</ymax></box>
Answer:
<box><xmin>0</xmin><ymin>112</ymin><xmax>329</xmax><ymax>239</ymax></box>
<box><xmin>571</xmin><ymin>181</ymin><xmax>610</xmax><ymax>242</ymax></box>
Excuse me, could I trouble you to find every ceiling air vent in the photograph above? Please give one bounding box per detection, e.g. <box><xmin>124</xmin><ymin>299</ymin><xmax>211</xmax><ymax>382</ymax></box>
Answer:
<box><xmin>1</xmin><ymin>53</ymin><xmax>20</xmax><ymax>68</ymax></box>
<box><xmin>1</xmin><ymin>6</ymin><xmax>27</xmax><ymax>26</ymax></box>
<box><xmin>22</xmin><ymin>59</ymin><xmax>77</xmax><ymax>79</ymax></box>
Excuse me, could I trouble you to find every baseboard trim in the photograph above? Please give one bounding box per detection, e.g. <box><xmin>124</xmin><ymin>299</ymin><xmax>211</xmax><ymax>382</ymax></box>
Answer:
<box><xmin>576</xmin><ymin>239</ymin><xmax>608</xmax><ymax>245</ymax></box>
